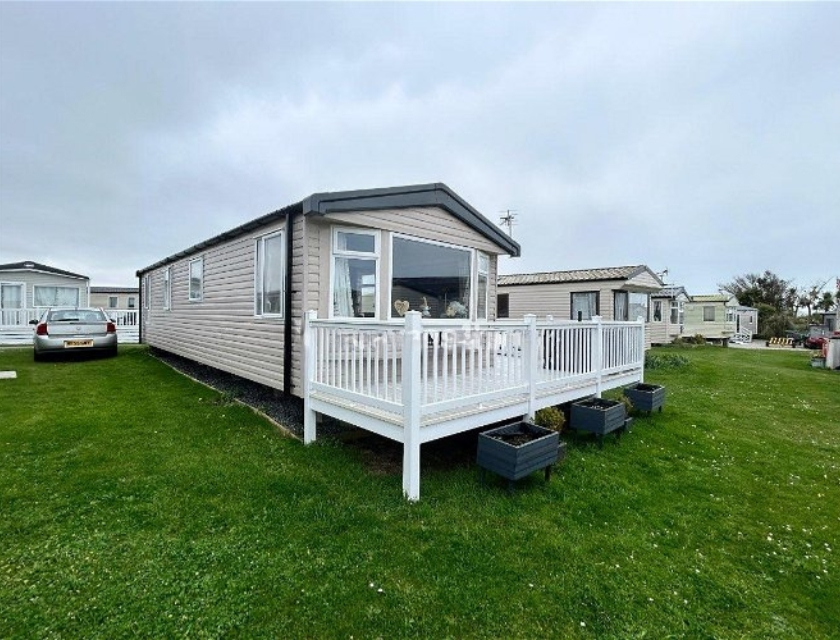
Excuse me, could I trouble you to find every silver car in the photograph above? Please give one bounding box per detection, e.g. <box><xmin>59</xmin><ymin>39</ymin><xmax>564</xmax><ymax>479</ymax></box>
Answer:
<box><xmin>32</xmin><ymin>307</ymin><xmax>118</xmax><ymax>361</ymax></box>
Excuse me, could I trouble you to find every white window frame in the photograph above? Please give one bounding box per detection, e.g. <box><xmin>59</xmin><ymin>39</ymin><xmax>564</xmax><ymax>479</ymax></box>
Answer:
<box><xmin>0</xmin><ymin>281</ymin><xmax>24</xmax><ymax>309</ymax></box>
<box><xmin>1</xmin><ymin>281</ymin><xmax>25</xmax><ymax>325</ymax></box>
<box><xmin>33</xmin><ymin>284</ymin><xmax>81</xmax><ymax>308</ymax></box>
<box><xmin>108</xmin><ymin>296</ymin><xmax>118</xmax><ymax>308</ymax></box>
<box><xmin>254</xmin><ymin>230</ymin><xmax>285</xmax><ymax>318</ymax></box>
<box><xmin>476</xmin><ymin>252</ymin><xmax>489</xmax><ymax>320</ymax></box>
<box><xmin>389</xmin><ymin>232</ymin><xmax>474</xmax><ymax>322</ymax></box>
<box><xmin>703</xmin><ymin>306</ymin><xmax>715</xmax><ymax>322</ymax></box>
<box><xmin>162</xmin><ymin>267</ymin><xmax>171</xmax><ymax>311</ymax></box>
<box><xmin>188</xmin><ymin>257</ymin><xmax>204</xmax><ymax>302</ymax></box>
<box><xmin>143</xmin><ymin>275</ymin><xmax>150</xmax><ymax>310</ymax></box>
<box><xmin>571</xmin><ymin>291</ymin><xmax>599</xmax><ymax>321</ymax></box>
<box><xmin>128</xmin><ymin>296</ymin><xmax>136</xmax><ymax>309</ymax></box>
<box><xmin>330</xmin><ymin>226</ymin><xmax>380</xmax><ymax>320</ymax></box>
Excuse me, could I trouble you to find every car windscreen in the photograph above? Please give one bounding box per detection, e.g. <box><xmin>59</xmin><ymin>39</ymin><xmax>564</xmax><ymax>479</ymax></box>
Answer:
<box><xmin>48</xmin><ymin>310</ymin><xmax>107</xmax><ymax>322</ymax></box>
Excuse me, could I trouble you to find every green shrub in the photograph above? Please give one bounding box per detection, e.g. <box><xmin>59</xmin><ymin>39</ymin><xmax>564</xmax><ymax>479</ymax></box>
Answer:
<box><xmin>645</xmin><ymin>352</ymin><xmax>690</xmax><ymax>370</ymax></box>
<box><xmin>692</xmin><ymin>334</ymin><xmax>707</xmax><ymax>345</ymax></box>
<box><xmin>534</xmin><ymin>406</ymin><xmax>566</xmax><ymax>432</ymax></box>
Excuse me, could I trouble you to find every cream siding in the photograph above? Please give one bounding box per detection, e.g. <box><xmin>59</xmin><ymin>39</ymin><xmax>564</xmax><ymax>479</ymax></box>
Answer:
<box><xmin>623</xmin><ymin>270</ymin><xmax>663</xmax><ymax>292</ymax></box>
<box><xmin>0</xmin><ymin>269</ymin><xmax>89</xmax><ymax>309</ymax></box>
<box><xmin>90</xmin><ymin>290</ymin><xmax>138</xmax><ymax>309</ymax></box>
<box><xmin>683</xmin><ymin>301</ymin><xmax>737</xmax><ymax>339</ymax></box>
<box><xmin>142</xmin><ymin>219</ymin><xmax>287</xmax><ymax>391</ymax></box>
<box><xmin>141</xmin><ymin>204</ymin><xmax>512</xmax><ymax>399</ymax></box>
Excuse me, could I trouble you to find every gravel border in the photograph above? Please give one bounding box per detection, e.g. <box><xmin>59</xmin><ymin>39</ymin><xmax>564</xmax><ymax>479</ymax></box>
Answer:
<box><xmin>149</xmin><ymin>348</ymin><xmax>353</xmax><ymax>440</ymax></box>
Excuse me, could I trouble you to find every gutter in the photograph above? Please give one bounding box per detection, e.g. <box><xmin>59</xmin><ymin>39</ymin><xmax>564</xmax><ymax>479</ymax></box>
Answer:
<box><xmin>283</xmin><ymin>211</ymin><xmax>294</xmax><ymax>396</ymax></box>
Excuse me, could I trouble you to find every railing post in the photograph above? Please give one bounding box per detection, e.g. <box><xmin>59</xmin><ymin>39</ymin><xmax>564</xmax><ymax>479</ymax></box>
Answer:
<box><xmin>523</xmin><ymin>314</ymin><xmax>537</xmax><ymax>421</ymax></box>
<box><xmin>637</xmin><ymin>315</ymin><xmax>646</xmax><ymax>383</ymax></box>
<box><xmin>402</xmin><ymin>311</ymin><xmax>423</xmax><ymax>501</ymax></box>
<box><xmin>303</xmin><ymin>309</ymin><xmax>318</xmax><ymax>444</ymax></box>
<box><xmin>593</xmin><ymin>315</ymin><xmax>603</xmax><ymax>397</ymax></box>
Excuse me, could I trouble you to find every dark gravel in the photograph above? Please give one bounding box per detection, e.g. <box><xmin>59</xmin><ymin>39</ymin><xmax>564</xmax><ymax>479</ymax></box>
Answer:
<box><xmin>149</xmin><ymin>347</ymin><xmax>352</xmax><ymax>440</ymax></box>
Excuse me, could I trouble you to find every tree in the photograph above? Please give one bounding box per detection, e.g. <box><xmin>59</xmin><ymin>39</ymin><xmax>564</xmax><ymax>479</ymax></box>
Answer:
<box><xmin>818</xmin><ymin>291</ymin><xmax>835</xmax><ymax>313</ymax></box>
<box><xmin>718</xmin><ymin>271</ymin><xmax>794</xmax><ymax>312</ymax></box>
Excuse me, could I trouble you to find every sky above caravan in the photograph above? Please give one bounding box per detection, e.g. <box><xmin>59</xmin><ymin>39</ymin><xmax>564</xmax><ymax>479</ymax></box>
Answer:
<box><xmin>1</xmin><ymin>3</ymin><xmax>837</xmax><ymax>295</ymax></box>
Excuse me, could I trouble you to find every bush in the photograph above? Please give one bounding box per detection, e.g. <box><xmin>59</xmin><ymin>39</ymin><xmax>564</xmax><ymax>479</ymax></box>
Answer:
<box><xmin>534</xmin><ymin>406</ymin><xmax>566</xmax><ymax>432</ymax></box>
<box><xmin>645</xmin><ymin>352</ymin><xmax>690</xmax><ymax>370</ymax></box>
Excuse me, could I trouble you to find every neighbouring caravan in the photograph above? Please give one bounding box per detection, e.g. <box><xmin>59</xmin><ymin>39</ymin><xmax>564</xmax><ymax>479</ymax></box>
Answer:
<box><xmin>497</xmin><ymin>265</ymin><xmax>664</xmax><ymax>348</ymax></box>
<box><xmin>649</xmin><ymin>285</ymin><xmax>690</xmax><ymax>345</ymax></box>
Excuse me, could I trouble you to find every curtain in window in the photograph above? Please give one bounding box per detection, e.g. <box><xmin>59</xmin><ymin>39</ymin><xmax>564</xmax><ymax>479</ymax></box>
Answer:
<box><xmin>1</xmin><ymin>284</ymin><xmax>23</xmax><ymax>309</ymax></box>
<box><xmin>262</xmin><ymin>235</ymin><xmax>283</xmax><ymax>313</ymax></box>
<box><xmin>571</xmin><ymin>292</ymin><xmax>597</xmax><ymax>320</ymax></box>
<box><xmin>333</xmin><ymin>257</ymin><xmax>353</xmax><ymax>317</ymax></box>
<box><xmin>614</xmin><ymin>292</ymin><xmax>628</xmax><ymax>321</ymax></box>
<box><xmin>34</xmin><ymin>286</ymin><xmax>79</xmax><ymax>307</ymax></box>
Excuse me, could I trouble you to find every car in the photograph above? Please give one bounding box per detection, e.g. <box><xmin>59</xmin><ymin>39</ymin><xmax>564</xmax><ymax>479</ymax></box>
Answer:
<box><xmin>31</xmin><ymin>307</ymin><xmax>118</xmax><ymax>361</ymax></box>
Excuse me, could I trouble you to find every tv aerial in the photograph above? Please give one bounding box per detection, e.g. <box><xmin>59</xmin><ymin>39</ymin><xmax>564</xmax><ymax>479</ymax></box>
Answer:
<box><xmin>499</xmin><ymin>209</ymin><xmax>518</xmax><ymax>238</ymax></box>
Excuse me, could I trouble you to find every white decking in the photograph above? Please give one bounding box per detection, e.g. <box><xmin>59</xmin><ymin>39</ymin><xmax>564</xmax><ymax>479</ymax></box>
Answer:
<box><xmin>0</xmin><ymin>309</ymin><xmax>140</xmax><ymax>345</ymax></box>
<box><xmin>303</xmin><ymin>311</ymin><xmax>645</xmax><ymax>500</ymax></box>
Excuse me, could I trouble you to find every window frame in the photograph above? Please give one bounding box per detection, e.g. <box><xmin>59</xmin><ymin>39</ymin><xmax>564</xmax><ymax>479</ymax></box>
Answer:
<box><xmin>0</xmin><ymin>281</ymin><xmax>24</xmax><ymax>310</ymax></box>
<box><xmin>330</xmin><ymin>226</ymin><xmax>380</xmax><ymax>320</ymax></box>
<box><xmin>571</xmin><ymin>291</ymin><xmax>599</xmax><ymax>321</ymax></box>
<box><xmin>33</xmin><ymin>284</ymin><xmax>81</xmax><ymax>308</ymax></box>
<box><xmin>703</xmin><ymin>306</ymin><xmax>716</xmax><ymax>322</ymax></box>
<box><xmin>652</xmin><ymin>300</ymin><xmax>663</xmax><ymax>322</ymax></box>
<box><xmin>188</xmin><ymin>257</ymin><xmax>204</xmax><ymax>302</ymax></box>
<box><xmin>108</xmin><ymin>296</ymin><xmax>118</xmax><ymax>308</ymax></box>
<box><xmin>476</xmin><ymin>252</ymin><xmax>489</xmax><ymax>320</ymax></box>
<box><xmin>254</xmin><ymin>230</ymin><xmax>285</xmax><ymax>318</ymax></box>
<box><xmin>143</xmin><ymin>275</ymin><xmax>150</xmax><ymax>310</ymax></box>
<box><xmin>162</xmin><ymin>267</ymin><xmax>171</xmax><ymax>311</ymax></box>
<box><xmin>389</xmin><ymin>232</ymin><xmax>474</xmax><ymax>322</ymax></box>
<box><xmin>614</xmin><ymin>291</ymin><xmax>650</xmax><ymax>322</ymax></box>
<box><xmin>128</xmin><ymin>296</ymin><xmax>136</xmax><ymax>309</ymax></box>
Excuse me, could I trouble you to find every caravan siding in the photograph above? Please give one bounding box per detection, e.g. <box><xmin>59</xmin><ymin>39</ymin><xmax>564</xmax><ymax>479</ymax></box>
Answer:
<box><xmin>0</xmin><ymin>269</ymin><xmax>89</xmax><ymax>310</ymax></box>
<box><xmin>142</xmin><ymin>219</ymin><xmax>288</xmax><ymax>391</ymax></box>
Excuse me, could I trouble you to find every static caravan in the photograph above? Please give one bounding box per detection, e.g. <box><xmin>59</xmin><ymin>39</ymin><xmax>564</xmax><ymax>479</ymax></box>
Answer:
<box><xmin>137</xmin><ymin>184</ymin><xmax>648</xmax><ymax>499</ymax></box>
<box><xmin>683</xmin><ymin>294</ymin><xmax>740</xmax><ymax>342</ymax></box>
<box><xmin>137</xmin><ymin>183</ymin><xmax>518</xmax><ymax>397</ymax></box>
<box><xmin>649</xmin><ymin>285</ymin><xmax>689</xmax><ymax>345</ymax></box>
<box><xmin>0</xmin><ymin>261</ymin><xmax>90</xmax><ymax>336</ymax></box>
<box><xmin>90</xmin><ymin>286</ymin><xmax>139</xmax><ymax>311</ymax></box>
<box><xmin>497</xmin><ymin>265</ymin><xmax>664</xmax><ymax>348</ymax></box>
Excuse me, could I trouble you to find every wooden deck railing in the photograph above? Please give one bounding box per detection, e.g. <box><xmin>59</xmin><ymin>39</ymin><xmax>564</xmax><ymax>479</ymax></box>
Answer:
<box><xmin>303</xmin><ymin>311</ymin><xmax>645</xmax><ymax>500</ymax></box>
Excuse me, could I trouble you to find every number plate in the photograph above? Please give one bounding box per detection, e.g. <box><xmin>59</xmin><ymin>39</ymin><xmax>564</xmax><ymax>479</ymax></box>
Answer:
<box><xmin>64</xmin><ymin>339</ymin><xmax>93</xmax><ymax>348</ymax></box>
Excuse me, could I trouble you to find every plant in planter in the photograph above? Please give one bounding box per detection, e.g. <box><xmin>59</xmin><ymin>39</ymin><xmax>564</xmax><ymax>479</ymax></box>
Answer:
<box><xmin>534</xmin><ymin>406</ymin><xmax>566</xmax><ymax>433</ymax></box>
<box><xmin>623</xmin><ymin>382</ymin><xmax>666</xmax><ymax>413</ymax></box>
<box><xmin>569</xmin><ymin>397</ymin><xmax>628</xmax><ymax>447</ymax></box>
<box><xmin>477</xmin><ymin>421</ymin><xmax>564</xmax><ymax>490</ymax></box>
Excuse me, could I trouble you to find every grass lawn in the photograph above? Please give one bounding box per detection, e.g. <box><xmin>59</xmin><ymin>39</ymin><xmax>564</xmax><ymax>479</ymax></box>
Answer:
<box><xmin>1</xmin><ymin>344</ymin><xmax>838</xmax><ymax>638</ymax></box>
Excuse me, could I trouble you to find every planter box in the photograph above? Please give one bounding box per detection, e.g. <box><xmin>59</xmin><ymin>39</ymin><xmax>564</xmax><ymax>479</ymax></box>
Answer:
<box><xmin>477</xmin><ymin>421</ymin><xmax>562</xmax><ymax>483</ymax></box>
<box><xmin>623</xmin><ymin>383</ymin><xmax>666</xmax><ymax>413</ymax></box>
<box><xmin>570</xmin><ymin>398</ymin><xmax>627</xmax><ymax>438</ymax></box>
<box><xmin>811</xmin><ymin>357</ymin><xmax>826</xmax><ymax>369</ymax></box>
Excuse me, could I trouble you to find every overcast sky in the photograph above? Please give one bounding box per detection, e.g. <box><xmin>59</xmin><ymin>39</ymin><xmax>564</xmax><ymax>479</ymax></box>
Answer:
<box><xmin>1</xmin><ymin>2</ymin><xmax>838</xmax><ymax>295</ymax></box>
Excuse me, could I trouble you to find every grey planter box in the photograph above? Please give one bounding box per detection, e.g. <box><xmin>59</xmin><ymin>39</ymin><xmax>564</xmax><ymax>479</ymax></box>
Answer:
<box><xmin>570</xmin><ymin>398</ymin><xmax>627</xmax><ymax>442</ymax></box>
<box><xmin>477</xmin><ymin>421</ymin><xmax>563</xmax><ymax>485</ymax></box>
<box><xmin>623</xmin><ymin>383</ymin><xmax>666</xmax><ymax>413</ymax></box>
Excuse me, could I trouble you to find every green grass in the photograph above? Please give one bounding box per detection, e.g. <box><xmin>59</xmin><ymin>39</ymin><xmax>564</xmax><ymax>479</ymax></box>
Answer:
<box><xmin>1</xmin><ymin>345</ymin><xmax>838</xmax><ymax>638</ymax></box>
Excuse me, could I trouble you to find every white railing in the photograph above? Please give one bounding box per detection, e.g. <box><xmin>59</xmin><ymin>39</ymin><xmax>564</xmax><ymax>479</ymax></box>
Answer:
<box><xmin>0</xmin><ymin>308</ymin><xmax>140</xmax><ymax>344</ymax></box>
<box><xmin>303</xmin><ymin>311</ymin><xmax>645</xmax><ymax>500</ymax></box>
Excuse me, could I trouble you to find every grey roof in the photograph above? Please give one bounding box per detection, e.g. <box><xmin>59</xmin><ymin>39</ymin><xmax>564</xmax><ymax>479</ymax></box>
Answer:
<box><xmin>652</xmin><ymin>285</ymin><xmax>688</xmax><ymax>299</ymax></box>
<box><xmin>137</xmin><ymin>183</ymin><xmax>520</xmax><ymax>275</ymax></box>
<box><xmin>498</xmin><ymin>265</ymin><xmax>658</xmax><ymax>287</ymax></box>
<box><xmin>90</xmin><ymin>286</ymin><xmax>139</xmax><ymax>294</ymax></box>
<box><xmin>0</xmin><ymin>260</ymin><xmax>88</xmax><ymax>280</ymax></box>
<box><xmin>691</xmin><ymin>294</ymin><xmax>735</xmax><ymax>303</ymax></box>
